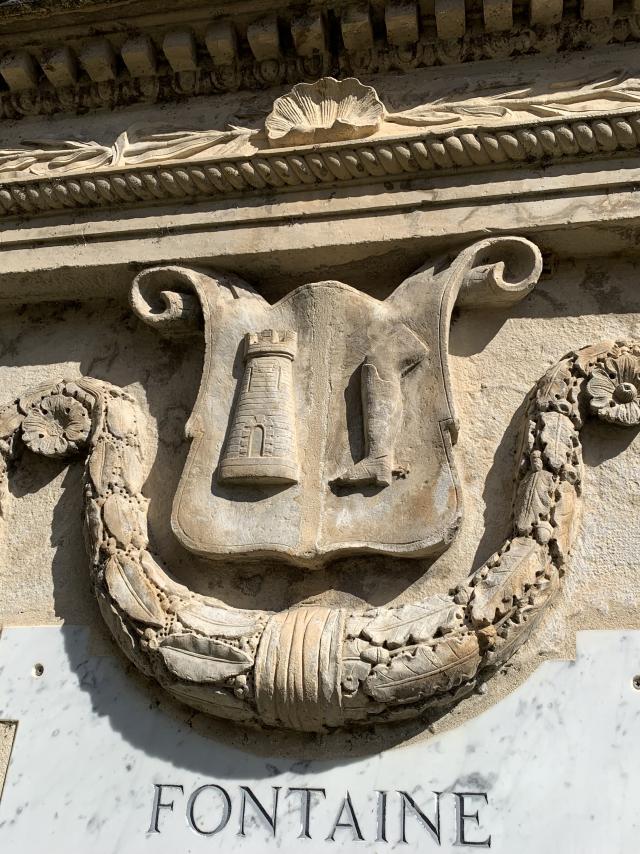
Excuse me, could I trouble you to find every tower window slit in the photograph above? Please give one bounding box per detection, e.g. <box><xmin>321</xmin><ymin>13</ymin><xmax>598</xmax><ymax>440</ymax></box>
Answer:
<box><xmin>249</xmin><ymin>424</ymin><xmax>265</xmax><ymax>457</ymax></box>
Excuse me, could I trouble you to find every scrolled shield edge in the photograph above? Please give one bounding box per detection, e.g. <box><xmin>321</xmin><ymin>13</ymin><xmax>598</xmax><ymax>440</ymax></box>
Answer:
<box><xmin>4</xmin><ymin>246</ymin><xmax>635</xmax><ymax>732</ymax></box>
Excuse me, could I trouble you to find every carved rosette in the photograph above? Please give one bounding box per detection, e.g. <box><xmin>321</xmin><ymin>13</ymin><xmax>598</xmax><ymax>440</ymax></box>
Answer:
<box><xmin>1</xmin><ymin>289</ymin><xmax>639</xmax><ymax>730</ymax></box>
<box><xmin>586</xmin><ymin>352</ymin><xmax>640</xmax><ymax>425</ymax></box>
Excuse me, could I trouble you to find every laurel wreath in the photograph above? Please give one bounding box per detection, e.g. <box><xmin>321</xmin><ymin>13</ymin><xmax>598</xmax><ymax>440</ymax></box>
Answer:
<box><xmin>0</xmin><ymin>338</ymin><xmax>636</xmax><ymax>730</ymax></box>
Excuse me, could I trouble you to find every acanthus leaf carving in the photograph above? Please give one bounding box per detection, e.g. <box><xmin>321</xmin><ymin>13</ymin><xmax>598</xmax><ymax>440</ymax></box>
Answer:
<box><xmin>0</xmin><ymin>125</ymin><xmax>259</xmax><ymax>179</ymax></box>
<box><xmin>551</xmin><ymin>480</ymin><xmax>581</xmax><ymax>565</ymax></box>
<box><xmin>385</xmin><ymin>74</ymin><xmax>640</xmax><ymax>129</ymax></box>
<box><xmin>0</xmin><ymin>403</ymin><xmax>23</xmax><ymax>440</ymax></box>
<box><xmin>515</xmin><ymin>468</ymin><xmax>556</xmax><ymax>539</ymax></box>
<box><xmin>0</xmin><ymin>402</ymin><xmax>22</xmax><ymax>517</ymax></box>
<box><xmin>574</xmin><ymin>339</ymin><xmax>618</xmax><ymax>375</ymax></box>
<box><xmin>535</xmin><ymin>357</ymin><xmax>580</xmax><ymax>423</ymax></box>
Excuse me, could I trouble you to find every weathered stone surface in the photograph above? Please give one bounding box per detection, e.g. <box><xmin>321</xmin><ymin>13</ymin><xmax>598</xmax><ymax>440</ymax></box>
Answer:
<box><xmin>1</xmin><ymin>0</ymin><xmax>640</xmax><ymax>838</ymax></box>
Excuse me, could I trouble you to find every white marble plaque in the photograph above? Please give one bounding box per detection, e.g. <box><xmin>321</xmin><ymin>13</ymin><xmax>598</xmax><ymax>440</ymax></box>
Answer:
<box><xmin>1</xmin><ymin>626</ymin><xmax>639</xmax><ymax>851</ymax></box>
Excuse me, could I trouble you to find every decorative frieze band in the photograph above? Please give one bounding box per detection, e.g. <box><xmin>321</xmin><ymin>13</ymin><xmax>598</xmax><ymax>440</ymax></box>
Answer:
<box><xmin>1</xmin><ymin>110</ymin><xmax>639</xmax><ymax>220</ymax></box>
<box><xmin>1</xmin><ymin>0</ymin><xmax>640</xmax><ymax>121</ymax></box>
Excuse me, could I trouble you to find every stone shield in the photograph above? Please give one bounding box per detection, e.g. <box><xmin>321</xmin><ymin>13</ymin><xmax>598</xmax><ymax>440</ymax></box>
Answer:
<box><xmin>166</xmin><ymin>275</ymin><xmax>460</xmax><ymax>566</ymax></box>
<box><xmin>129</xmin><ymin>237</ymin><xmax>542</xmax><ymax>568</ymax></box>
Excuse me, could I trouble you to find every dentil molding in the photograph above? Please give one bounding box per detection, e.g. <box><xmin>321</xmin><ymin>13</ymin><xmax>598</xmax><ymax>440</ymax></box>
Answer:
<box><xmin>1</xmin><ymin>0</ymin><xmax>640</xmax><ymax>120</ymax></box>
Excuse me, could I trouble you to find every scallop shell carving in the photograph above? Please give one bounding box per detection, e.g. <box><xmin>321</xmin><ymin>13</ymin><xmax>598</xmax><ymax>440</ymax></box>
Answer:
<box><xmin>265</xmin><ymin>77</ymin><xmax>384</xmax><ymax>147</ymax></box>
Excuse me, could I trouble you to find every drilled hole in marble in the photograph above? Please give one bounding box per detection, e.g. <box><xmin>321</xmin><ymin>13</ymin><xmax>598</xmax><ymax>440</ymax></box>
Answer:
<box><xmin>632</xmin><ymin>675</ymin><xmax>640</xmax><ymax>690</ymax></box>
<box><xmin>32</xmin><ymin>663</ymin><xmax>44</xmax><ymax>678</ymax></box>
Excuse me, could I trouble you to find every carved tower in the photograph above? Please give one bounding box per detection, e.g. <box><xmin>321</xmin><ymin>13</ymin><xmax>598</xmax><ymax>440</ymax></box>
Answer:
<box><xmin>219</xmin><ymin>329</ymin><xmax>299</xmax><ymax>485</ymax></box>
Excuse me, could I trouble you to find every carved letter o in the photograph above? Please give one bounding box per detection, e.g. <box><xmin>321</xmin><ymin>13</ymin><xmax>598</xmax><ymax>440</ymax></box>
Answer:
<box><xmin>186</xmin><ymin>784</ymin><xmax>232</xmax><ymax>836</ymax></box>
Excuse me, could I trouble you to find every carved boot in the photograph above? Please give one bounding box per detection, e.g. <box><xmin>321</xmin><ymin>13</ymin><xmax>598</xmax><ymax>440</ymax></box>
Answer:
<box><xmin>334</xmin><ymin>454</ymin><xmax>394</xmax><ymax>487</ymax></box>
<box><xmin>333</xmin><ymin>360</ymin><xmax>402</xmax><ymax>488</ymax></box>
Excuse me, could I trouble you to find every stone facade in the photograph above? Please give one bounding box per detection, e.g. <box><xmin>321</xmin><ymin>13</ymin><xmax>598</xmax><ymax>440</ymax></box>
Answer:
<box><xmin>1</xmin><ymin>0</ymin><xmax>640</xmax><ymax>847</ymax></box>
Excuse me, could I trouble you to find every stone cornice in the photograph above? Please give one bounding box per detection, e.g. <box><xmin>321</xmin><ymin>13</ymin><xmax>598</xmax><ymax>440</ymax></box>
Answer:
<box><xmin>0</xmin><ymin>0</ymin><xmax>640</xmax><ymax>121</ymax></box>
<box><xmin>1</xmin><ymin>108</ymin><xmax>640</xmax><ymax>220</ymax></box>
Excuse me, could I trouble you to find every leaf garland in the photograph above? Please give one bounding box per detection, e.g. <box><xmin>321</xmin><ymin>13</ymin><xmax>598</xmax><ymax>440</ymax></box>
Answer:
<box><xmin>539</xmin><ymin>411</ymin><xmax>576</xmax><ymax>473</ymax></box>
<box><xmin>360</xmin><ymin>596</ymin><xmax>463</xmax><ymax>649</ymax></box>
<box><xmin>515</xmin><ymin>469</ymin><xmax>555</xmax><ymax>535</ymax></box>
<box><xmin>104</xmin><ymin>553</ymin><xmax>165</xmax><ymax>627</ymax></box>
<box><xmin>159</xmin><ymin>634</ymin><xmax>252</xmax><ymax>683</ymax></box>
<box><xmin>364</xmin><ymin>635</ymin><xmax>480</xmax><ymax>703</ymax></box>
<box><xmin>177</xmin><ymin>601</ymin><xmax>262</xmax><ymax>639</ymax></box>
<box><xmin>470</xmin><ymin>537</ymin><xmax>547</xmax><ymax>626</ymax></box>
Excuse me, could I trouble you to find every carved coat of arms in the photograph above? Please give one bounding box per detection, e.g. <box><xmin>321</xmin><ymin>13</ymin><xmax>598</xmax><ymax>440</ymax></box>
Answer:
<box><xmin>6</xmin><ymin>234</ymin><xmax>636</xmax><ymax>732</ymax></box>
<box><xmin>156</xmin><ymin>266</ymin><xmax>466</xmax><ymax>565</ymax></box>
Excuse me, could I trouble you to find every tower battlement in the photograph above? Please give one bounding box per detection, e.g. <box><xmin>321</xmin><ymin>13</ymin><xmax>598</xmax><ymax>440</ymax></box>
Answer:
<box><xmin>244</xmin><ymin>329</ymin><xmax>297</xmax><ymax>360</ymax></box>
